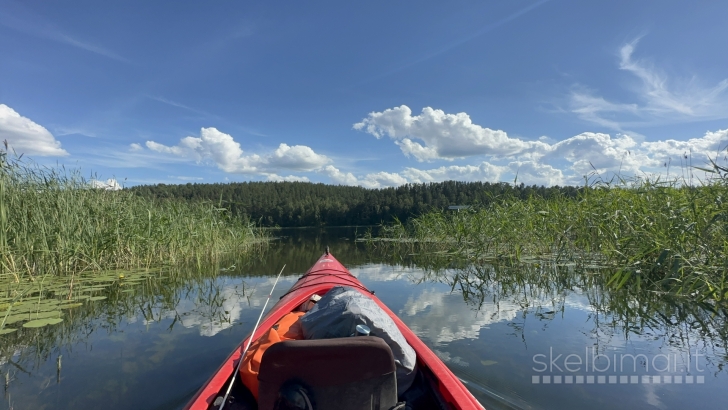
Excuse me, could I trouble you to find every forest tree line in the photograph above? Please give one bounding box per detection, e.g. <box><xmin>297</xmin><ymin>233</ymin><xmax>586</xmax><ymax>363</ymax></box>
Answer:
<box><xmin>129</xmin><ymin>181</ymin><xmax>581</xmax><ymax>227</ymax></box>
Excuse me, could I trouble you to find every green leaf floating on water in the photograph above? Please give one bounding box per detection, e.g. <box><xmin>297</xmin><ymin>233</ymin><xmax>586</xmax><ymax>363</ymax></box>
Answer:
<box><xmin>58</xmin><ymin>303</ymin><xmax>83</xmax><ymax>309</ymax></box>
<box><xmin>35</xmin><ymin>300</ymin><xmax>61</xmax><ymax>306</ymax></box>
<box><xmin>23</xmin><ymin>318</ymin><xmax>63</xmax><ymax>328</ymax></box>
<box><xmin>5</xmin><ymin>308</ymin><xmax>61</xmax><ymax>324</ymax></box>
<box><xmin>3</xmin><ymin>315</ymin><xmax>28</xmax><ymax>325</ymax></box>
<box><xmin>31</xmin><ymin>311</ymin><xmax>62</xmax><ymax>319</ymax></box>
<box><xmin>4</xmin><ymin>311</ymin><xmax>62</xmax><ymax>324</ymax></box>
<box><xmin>0</xmin><ymin>328</ymin><xmax>18</xmax><ymax>335</ymax></box>
<box><xmin>12</xmin><ymin>305</ymin><xmax>60</xmax><ymax>314</ymax></box>
<box><xmin>480</xmin><ymin>360</ymin><xmax>498</xmax><ymax>366</ymax></box>
<box><xmin>13</xmin><ymin>299</ymin><xmax>60</xmax><ymax>308</ymax></box>
<box><xmin>87</xmin><ymin>296</ymin><xmax>107</xmax><ymax>301</ymax></box>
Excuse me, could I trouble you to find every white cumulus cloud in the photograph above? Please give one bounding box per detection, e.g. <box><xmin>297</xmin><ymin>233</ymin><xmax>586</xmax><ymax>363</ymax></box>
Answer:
<box><xmin>90</xmin><ymin>178</ymin><xmax>122</xmax><ymax>190</ymax></box>
<box><xmin>508</xmin><ymin>161</ymin><xmax>565</xmax><ymax>186</ymax></box>
<box><xmin>642</xmin><ymin>129</ymin><xmax>728</xmax><ymax>162</ymax></box>
<box><xmin>353</xmin><ymin>104</ymin><xmax>728</xmax><ymax>186</ymax></box>
<box><xmin>323</xmin><ymin>163</ymin><xmax>518</xmax><ymax>188</ymax></box>
<box><xmin>360</xmin><ymin>171</ymin><xmax>408</xmax><ymax>189</ymax></box>
<box><xmin>145</xmin><ymin>127</ymin><xmax>330</xmax><ymax>177</ymax></box>
<box><xmin>269</xmin><ymin>143</ymin><xmax>331</xmax><ymax>171</ymax></box>
<box><xmin>139</xmin><ymin>108</ymin><xmax>726</xmax><ymax>188</ymax></box>
<box><xmin>0</xmin><ymin>104</ymin><xmax>68</xmax><ymax>156</ymax></box>
<box><xmin>544</xmin><ymin>132</ymin><xmax>655</xmax><ymax>176</ymax></box>
<box><xmin>354</xmin><ymin>105</ymin><xmax>546</xmax><ymax>161</ymax></box>
<box><xmin>402</xmin><ymin>162</ymin><xmax>506</xmax><ymax>183</ymax></box>
<box><xmin>266</xmin><ymin>174</ymin><xmax>311</xmax><ymax>182</ymax></box>
<box><xmin>322</xmin><ymin>165</ymin><xmax>359</xmax><ymax>186</ymax></box>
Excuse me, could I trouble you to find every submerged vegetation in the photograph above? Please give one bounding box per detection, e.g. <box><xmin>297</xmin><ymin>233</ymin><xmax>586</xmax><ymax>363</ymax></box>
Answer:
<box><xmin>372</xmin><ymin>160</ymin><xmax>728</xmax><ymax>305</ymax></box>
<box><xmin>0</xmin><ymin>148</ymin><xmax>265</xmax><ymax>279</ymax></box>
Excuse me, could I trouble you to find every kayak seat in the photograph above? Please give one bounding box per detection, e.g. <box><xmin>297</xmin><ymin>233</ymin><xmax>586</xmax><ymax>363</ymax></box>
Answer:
<box><xmin>258</xmin><ymin>336</ymin><xmax>398</xmax><ymax>410</ymax></box>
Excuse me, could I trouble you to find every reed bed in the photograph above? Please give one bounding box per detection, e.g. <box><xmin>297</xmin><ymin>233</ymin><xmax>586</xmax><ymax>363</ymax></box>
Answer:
<box><xmin>374</xmin><ymin>162</ymin><xmax>728</xmax><ymax>305</ymax></box>
<box><xmin>405</xmin><ymin>253</ymin><xmax>727</xmax><ymax>356</ymax></box>
<box><xmin>0</xmin><ymin>149</ymin><xmax>265</xmax><ymax>279</ymax></box>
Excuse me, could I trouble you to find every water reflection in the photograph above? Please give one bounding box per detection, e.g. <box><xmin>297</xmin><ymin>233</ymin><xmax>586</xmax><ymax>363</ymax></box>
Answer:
<box><xmin>391</xmin><ymin>251</ymin><xmax>728</xmax><ymax>356</ymax></box>
<box><xmin>364</xmin><ymin>249</ymin><xmax>727</xmax><ymax>409</ymax></box>
<box><xmin>0</xmin><ymin>227</ymin><xmax>726</xmax><ymax>410</ymax></box>
<box><xmin>403</xmin><ymin>287</ymin><xmax>520</xmax><ymax>346</ymax></box>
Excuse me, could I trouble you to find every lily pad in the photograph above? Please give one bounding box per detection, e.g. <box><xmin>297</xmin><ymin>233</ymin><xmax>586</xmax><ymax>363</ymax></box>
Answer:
<box><xmin>3</xmin><ymin>315</ymin><xmax>27</xmax><ymax>325</ymax></box>
<box><xmin>23</xmin><ymin>318</ymin><xmax>63</xmax><ymax>328</ymax></box>
<box><xmin>87</xmin><ymin>296</ymin><xmax>107</xmax><ymax>301</ymax></box>
<box><xmin>4</xmin><ymin>310</ymin><xmax>62</xmax><ymax>324</ymax></box>
<box><xmin>0</xmin><ymin>328</ymin><xmax>17</xmax><ymax>335</ymax></box>
<box><xmin>17</xmin><ymin>301</ymin><xmax>58</xmax><ymax>308</ymax></box>
<box><xmin>58</xmin><ymin>303</ymin><xmax>83</xmax><ymax>309</ymax></box>
<box><xmin>13</xmin><ymin>305</ymin><xmax>59</xmax><ymax>314</ymax></box>
<box><xmin>31</xmin><ymin>311</ymin><xmax>63</xmax><ymax>319</ymax></box>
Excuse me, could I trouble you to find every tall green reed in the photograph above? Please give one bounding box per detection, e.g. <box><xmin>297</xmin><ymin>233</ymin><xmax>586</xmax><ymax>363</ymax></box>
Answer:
<box><xmin>0</xmin><ymin>149</ymin><xmax>265</xmax><ymax>278</ymax></box>
<box><xmin>374</xmin><ymin>161</ymin><xmax>728</xmax><ymax>305</ymax></box>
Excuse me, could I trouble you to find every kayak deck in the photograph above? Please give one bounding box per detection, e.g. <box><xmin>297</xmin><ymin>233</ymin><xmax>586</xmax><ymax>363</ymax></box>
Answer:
<box><xmin>185</xmin><ymin>253</ymin><xmax>484</xmax><ymax>410</ymax></box>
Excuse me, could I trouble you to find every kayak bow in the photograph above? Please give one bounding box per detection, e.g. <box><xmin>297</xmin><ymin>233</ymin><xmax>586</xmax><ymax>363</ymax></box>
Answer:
<box><xmin>185</xmin><ymin>252</ymin><xmax>484</xmax><ymax>410</ymax></box>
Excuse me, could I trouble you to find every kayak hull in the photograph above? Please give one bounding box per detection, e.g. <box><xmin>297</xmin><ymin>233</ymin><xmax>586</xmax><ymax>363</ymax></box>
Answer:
<box><xmin>185</xmin><ymin>253</ymin><xmax>484</xmax><ymax>410</ymax></box>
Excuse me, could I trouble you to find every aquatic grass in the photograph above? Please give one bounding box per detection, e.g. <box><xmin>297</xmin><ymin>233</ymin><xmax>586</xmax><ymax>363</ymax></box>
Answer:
<box><xmin>373</xmin><ymin>162</ymin><xmax>728</xmax><ymax>305</ymax></box>
<box><xmin>0</xmin><ymin>148</ymin><xmax>266</xmax><ymax>279</ymax></box>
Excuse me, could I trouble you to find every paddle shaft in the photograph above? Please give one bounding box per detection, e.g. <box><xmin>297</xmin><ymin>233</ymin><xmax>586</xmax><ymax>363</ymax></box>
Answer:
<box><xmin>219</xmin><ymin>264</ymin><xmax>286</xmax><ymax>410</ymax></box>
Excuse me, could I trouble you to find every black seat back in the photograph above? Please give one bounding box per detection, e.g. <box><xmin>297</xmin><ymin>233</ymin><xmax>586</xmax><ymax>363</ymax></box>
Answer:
<box><xmin>258</xmin><ymin>337</ymin><xmax>398</xmax><ymax>410</ymax></box>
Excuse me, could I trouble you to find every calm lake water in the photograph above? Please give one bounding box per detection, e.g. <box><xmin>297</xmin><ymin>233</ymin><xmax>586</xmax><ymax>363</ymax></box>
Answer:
<box><xmin>1</xmin><ymin>227</ymin><xmax>726</xmax><ymax>409</ymax></box>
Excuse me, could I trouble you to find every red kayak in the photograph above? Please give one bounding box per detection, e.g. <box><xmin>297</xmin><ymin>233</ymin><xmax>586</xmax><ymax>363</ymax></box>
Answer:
<box><xmin>185</xmin><ymin>251</ymin><xmax>484</xmax><ymax>410</ymax></box>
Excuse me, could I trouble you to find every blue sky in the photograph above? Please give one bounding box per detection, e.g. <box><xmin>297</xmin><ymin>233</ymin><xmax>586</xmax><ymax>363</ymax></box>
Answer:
<box><xmin>1</xmin><ymin>0</ymin><xmax>727</xmax><ymax>188</ymax></box>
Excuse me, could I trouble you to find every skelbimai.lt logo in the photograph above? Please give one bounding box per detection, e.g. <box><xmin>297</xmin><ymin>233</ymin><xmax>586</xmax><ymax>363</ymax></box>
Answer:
<box><xmin>531</xmin><ymin>347</ymin><xmax>705</xmax><ymax>385</ymax></box>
